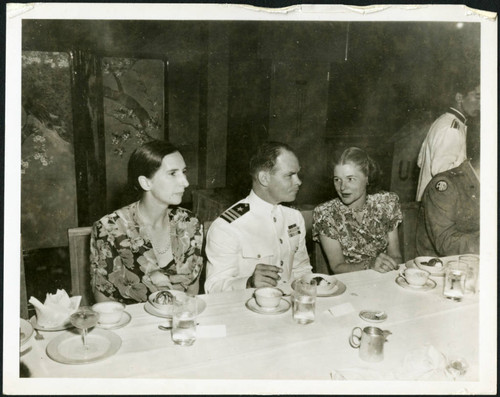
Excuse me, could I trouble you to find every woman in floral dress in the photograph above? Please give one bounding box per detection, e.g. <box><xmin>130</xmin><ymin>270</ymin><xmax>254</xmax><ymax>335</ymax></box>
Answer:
<box><xmin>313</xmin><ymin>147</ymin><xmax>402</xmax><ymax>274</ymax></box>
<box><xmin>90</xmin><ymin>140</ymin><xmax>204</xmax><ymax>303</ymax></box>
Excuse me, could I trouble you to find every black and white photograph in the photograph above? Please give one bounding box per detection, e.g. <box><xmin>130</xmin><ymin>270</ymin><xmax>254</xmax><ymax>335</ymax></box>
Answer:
<box><xmin>4</xmin><ymin>2</ymin><xmax>497</xmax><ymax>395</ymax></box>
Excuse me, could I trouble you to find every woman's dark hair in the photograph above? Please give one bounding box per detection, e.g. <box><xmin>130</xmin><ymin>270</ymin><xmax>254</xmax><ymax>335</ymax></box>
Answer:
<box><xmin>331</xmin><ymin>147</ymin><xmax>381</xmax><ymax>194</ymax></box>
<box><xmin>128</xmin><ymin>140</ymin><xmax>180</xmax><ymax>193</ymax></box>
<box><xmin>249</xmin><ymin>141</ymin><xmax>296</xmax><ymax>180</ymax></box>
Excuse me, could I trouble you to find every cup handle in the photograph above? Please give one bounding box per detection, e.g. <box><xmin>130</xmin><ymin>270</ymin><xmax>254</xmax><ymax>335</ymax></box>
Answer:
<box><xmin>349</xmin><ymin>327</ymin><xmax>362</xmax><ymax>348</ymax></box>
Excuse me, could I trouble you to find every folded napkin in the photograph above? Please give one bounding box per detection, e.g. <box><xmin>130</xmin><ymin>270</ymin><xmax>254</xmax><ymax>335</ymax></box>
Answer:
<box><xmin>327</xmin><ymin>302</ymin><xmax>355</xmax><ymax>317</ymax></box>
<box><xmin>331</xmin><ymin>368</ymin><xmax>395</xmax><ymax>380</ymax></box>
<box><xmin>29</xmin><ymin>289</ymin><xmax>81</xmax><ymax>328</ymax></box>
<box><xmin>197</xmin><ymin>325</ymin><xmax>227</xmax><ymax>339</ymax></box>
<box><xmin>331</xmin><ymin>345</ymin><xmax>450</xmax><ymax>381</ymax></box>
<box><xmin>394</xmin><ymin>344</ymin><xmax>448</xmax><ymax>381</ymax></box>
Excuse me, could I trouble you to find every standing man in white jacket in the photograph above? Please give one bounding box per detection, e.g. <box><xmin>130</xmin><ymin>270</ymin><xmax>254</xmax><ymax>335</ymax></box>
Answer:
<box><xmin>416</xmin><ymin>79</ymin><xmax>480</xmax><ymax>201</ymax></box>
<box><xmin>205</xmin><ymin>141</ymin><xmax>312</xmax><ymax>293</ymax></box>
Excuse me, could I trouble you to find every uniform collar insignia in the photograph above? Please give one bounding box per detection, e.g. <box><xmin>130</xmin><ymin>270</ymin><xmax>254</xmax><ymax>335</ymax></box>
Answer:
<box><xmin>448</xmin><ymin>107</ymin><xmax>467</xmax><ymax>125</ymax></box>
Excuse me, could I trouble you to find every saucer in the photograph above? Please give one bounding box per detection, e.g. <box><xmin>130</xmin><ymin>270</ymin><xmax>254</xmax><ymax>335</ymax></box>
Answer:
<box><xmin>20</xmin><ymin>318</ymin><xmax>34</xmax><ymax>346</ymax></box>
<box><xmin>46</xmin><ymin>328</ymin><xmax>121</xmax><ymax>365</ymax></box>
<box><xmin>359</xmin><ymin>310</ymin><xmax>387</xmax><ymax>323</ymax></box>
<box><xmin>144</xmin><ymin>298</ymin><xmax>206</xmax><ymax>318</ymax></box>
<box><xmin>396</xmin><ymin>276</ymin><xmax>436</xmax><ymax>291</ymax></box>
<box><xmin>30</xmin><ymin>315</ymin><xmax>73</xmax><ymax>331</ymax></box>
<box><xmin>245</xmin><ymin>297</ymin><xmax>290</xmax><ymax>315</ymax></box>
<box><xmin>96</xmin><ymin>311</ymin><xmax>131</xmax><ymax>330</ymax></box>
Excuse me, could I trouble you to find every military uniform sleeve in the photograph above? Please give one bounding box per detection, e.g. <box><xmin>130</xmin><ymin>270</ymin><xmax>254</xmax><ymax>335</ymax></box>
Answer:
<box><xmin>429</xmin><ymin>126</ymin><xmax>464</xmax><ymax>176</ymax></box>
<box><xmin>204</xmin><ymin>220</ymin><xmax>249</xmax><ymax>293</ymax></box>
<box><xmin>423</xmin><ymin>178</ymin><xmax>479</xmax><ymax>256</ymax></box>
<box><xmin>291</xmin><ymin>212</ymin><xmax>312</xmax><ymax>280</ymax></box>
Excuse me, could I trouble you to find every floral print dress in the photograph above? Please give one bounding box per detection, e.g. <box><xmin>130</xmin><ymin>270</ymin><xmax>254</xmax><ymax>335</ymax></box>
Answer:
<box><xmin>90</xmin><ymin>202</ymin><xmax>204</xmax><ymax>303</ymax></box>
<box><xmin>312</xmin><ymin>192</ymin><xmax>402</xmax><ymax>266</ymax></box>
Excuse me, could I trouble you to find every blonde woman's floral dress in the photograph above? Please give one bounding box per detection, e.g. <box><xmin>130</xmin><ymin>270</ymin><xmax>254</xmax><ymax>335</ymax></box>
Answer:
<box><xmin>90</xmin><ymin>202</ymin><xmax>204</xmax><ymax>303</ymax></box>
<box><xmin>312</xmin><ymin>192</ymin><xmax>402</xmax><ymax>266</ymax></box>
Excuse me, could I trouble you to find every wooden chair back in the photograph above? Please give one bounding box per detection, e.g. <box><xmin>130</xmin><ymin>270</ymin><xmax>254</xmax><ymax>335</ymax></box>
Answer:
<box><xmin>300</xmin><ymin>209</ymin><xmax>331</xmax><ymax>275</ymax></box>
<box><xmin>68</xmin><ymin>227</ymin><xmax>93</xmax><ymax>306</ymax></box>
<box><xmin>399</xmin><ymin>201</ymin><xmax>420</xmax><ymax>263</ymax></box>
<box><xmin>20</xmin><ymin>240</ymin><xmax>29</xmax><ymax>319</ymax></box>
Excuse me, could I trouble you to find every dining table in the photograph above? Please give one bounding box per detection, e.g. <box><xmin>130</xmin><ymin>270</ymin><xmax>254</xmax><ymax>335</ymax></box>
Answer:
<box><xmin>19</xmin><ymin>263</ymin><xmax>481</xmax><ymax>386</ymax></box>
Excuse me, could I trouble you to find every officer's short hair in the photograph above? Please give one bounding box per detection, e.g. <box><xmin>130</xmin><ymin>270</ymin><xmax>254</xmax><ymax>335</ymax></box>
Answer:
<box><xmin>128</xmin><ymin>139</ymin><xmax>180</xmax><ymax>193</ymax></box>
<box><xmin>249</xmin><ymin>141</ymin><xmax>296</xmax><ymax>180</ymax></box>
<box><xmin>452</xmin><ymin>77</ymin><xmax>480</xmax><ymax>97</ymax></box>
<box><xmin>331</xmin><ymin>147</ymin><xmax>382</xmax><ymax>194</ymax></box>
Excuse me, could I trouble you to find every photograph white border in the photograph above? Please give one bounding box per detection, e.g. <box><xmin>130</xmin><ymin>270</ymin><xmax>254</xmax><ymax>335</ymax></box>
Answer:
<box><xmin>4</xmin><ymin>3</ymin><xmax>497</xmax><ymax>395</ymax></box>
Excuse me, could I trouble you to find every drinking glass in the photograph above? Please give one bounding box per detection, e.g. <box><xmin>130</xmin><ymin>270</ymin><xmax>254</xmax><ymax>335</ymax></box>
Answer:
<box><xmin>171</xmin><ymin>295</ymin><xmax>198</xmax><ymax>346</ymax></box>
<box><xmin>459</xmin><ymin>255</ymin><xmax>479</xmax><ymax>294</ymax></box>
<box><xmin>69</xmin><ymin>306</ymin><xmax>99</xmax><ymax>352</ymax></box>
<box><xmin>292</xmin><ymin>276</ymin><xmax>317</xmax><ymax>324</ymax></box>
<box><xmin>443</xmin><ymin>260</ymin><xmax>467</xmax><ymax>301</ymax></box>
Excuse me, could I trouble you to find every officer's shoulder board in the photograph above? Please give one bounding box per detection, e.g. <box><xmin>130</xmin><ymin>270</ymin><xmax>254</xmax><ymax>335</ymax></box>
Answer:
<box><xmin>220</xmin><ymin>203</ymin><xmax>250</xmax><ymax>223</ymax></box>
<box><xmin>450</xmin><ymin>119</ymin><xmax>460</xmax><ymax>130</ymax></box>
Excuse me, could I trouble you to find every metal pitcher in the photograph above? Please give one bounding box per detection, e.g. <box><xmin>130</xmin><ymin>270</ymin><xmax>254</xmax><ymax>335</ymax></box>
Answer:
<box><xmin>349</xmin><ymin>326</ymin><xmax>392</xmax><ymax>362</ymax></box>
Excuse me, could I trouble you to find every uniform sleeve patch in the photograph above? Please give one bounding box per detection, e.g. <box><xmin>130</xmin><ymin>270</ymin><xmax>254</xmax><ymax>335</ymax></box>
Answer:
<box><xmin>435</xmin><ymin>180</ymin><xmax>448</xmax><ymax>191</ymax></box>
<box><xmin>220</xmin><ymin>203</ymin><xmax>249</xmax><ymax>223</ymax></box>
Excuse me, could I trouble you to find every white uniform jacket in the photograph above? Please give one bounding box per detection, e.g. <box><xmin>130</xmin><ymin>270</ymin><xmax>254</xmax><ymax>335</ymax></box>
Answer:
<box><xmin>416</xmin><ymin>107</ymin><xmax>467</xmax><ymax>201</ymax></box>
<box><xmin>204</xmin><ymin>190</ymin><xmax>312</xmax><ymax>293</ymax></box>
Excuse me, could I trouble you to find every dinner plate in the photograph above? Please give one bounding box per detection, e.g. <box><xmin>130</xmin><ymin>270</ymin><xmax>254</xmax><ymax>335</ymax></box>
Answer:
<box><xmin>46</xmin><ymin>328</ymin><xmax>122</xmax><ymax>365</ymax></box>
<box><xmin>30</xmin><ymin>315</ymin><xmax>73</xmax><ymax>331</ymax></box>
<box><xmin>292</xmin><ymin>274</ymin><xmax>347</xmax><ymax>297</ymax></box>
<box><xmin>396</xmin><ymin>276</ymin><xmax>436</xmax><ymax>291</ymax></box>
<box><xmin>245</xmin><ymin>297</ymin><xmax>291</xmax><ymax>315</ymax></box>
<box><xmin>359</xmin><ymin>310</ymin><xmax>387</xmax><ymax>323</ymax></box>
<box><xmin>144</xmin><ymin>298</ymin><xmax>207</xmax><ymax>318</ymax></box>
<box><xmin>96</xmin><ymin>311</ymin><xmax>132</xmax><ymax>330</ymax></box>
<box><xmin>20</xmin><ymin>318</ymin><xmax>34</xmax><ymax>346</ymax></box>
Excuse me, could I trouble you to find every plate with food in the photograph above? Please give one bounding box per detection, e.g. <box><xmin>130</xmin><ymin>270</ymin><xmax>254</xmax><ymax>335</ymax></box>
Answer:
<box><xmin>407</xmin><ymin>256</ymin><xmax>446</xmax><ymax>277</ymax></box>
<box><xmin>145</xmin><ymin>290</ymin><xmax>206</xmax><ymax>318</ymax></box>
<box><xmin>292</xmin><ymin>274</ymin><xmax>346</xmax><ymax>297</ymax></box>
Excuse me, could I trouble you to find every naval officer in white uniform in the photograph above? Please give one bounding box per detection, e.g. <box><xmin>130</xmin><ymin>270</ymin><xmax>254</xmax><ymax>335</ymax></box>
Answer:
<box><xmin>204</xmin><ymin>141</ymin><xmax>312</xmax><ymax>293</ymax></box>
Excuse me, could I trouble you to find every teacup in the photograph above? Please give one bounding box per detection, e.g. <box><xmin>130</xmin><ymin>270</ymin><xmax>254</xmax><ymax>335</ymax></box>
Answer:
<box><xmin>254</xmin><ymin>287</ymin><xmax>283</xmax><ymax>309</ymax></box>
<box><xmin>400</xmin><ymin>268</ymin><xmax>430</xmax><ymax>287</ymax></box>
<box><xmin>92</xmin><ymin>301</ymin><xmax>126</xmax><ymax>325</ymax></box>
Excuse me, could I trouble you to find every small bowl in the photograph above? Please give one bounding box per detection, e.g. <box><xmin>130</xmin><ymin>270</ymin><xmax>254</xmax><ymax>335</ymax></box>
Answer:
<box><xmin>254</xmin><ymin>287</ymin><xmax>283</xmax><ymax>308</ymax></box>
<box><xmin>92</xmin><ymin>301</ymin><xmax>126</xmax><ymax>325</ymax></box>
<box><xmin>148</xmin><ymin>290</ymin><xmax>183</xmax><ymax>315</ymax></box>
<box><xmin>414</xmin><ymin>256</ymin><xmax>446</xmax><ymax>276</ymax></box>
<box><xmin>401</xmin><ymin>268</ymin><xmax>430</xmax><ymax>287</ymax></box>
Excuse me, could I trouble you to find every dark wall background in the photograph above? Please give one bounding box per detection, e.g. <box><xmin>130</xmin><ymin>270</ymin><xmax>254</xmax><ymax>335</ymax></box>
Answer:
<box><xmin>22</xmin><ymin>19</ymin><xmax>480</xmax><ymax>235</ymax></box>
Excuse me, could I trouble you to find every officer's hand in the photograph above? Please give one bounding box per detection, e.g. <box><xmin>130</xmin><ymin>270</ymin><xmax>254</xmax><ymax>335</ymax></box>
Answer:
<box><xmin>247</xmin><ymin>264</ymin><xmax>282</xmax><ymax>288</ymax></box>
<box><xmin>371</xmin><ymin>253</ymin><xmax>399</xmax><ymax>273</ymax></box>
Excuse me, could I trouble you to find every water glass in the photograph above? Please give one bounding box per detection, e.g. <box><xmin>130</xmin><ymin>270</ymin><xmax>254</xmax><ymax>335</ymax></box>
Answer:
<box><xmin>171</xmin><ymin>295</ymin><xmax>197</xmax><ymax>346</ymax></box>
<box><xmin>443</xmin><ymin>260</ymin><xmax>467</xmax><ymax>301</ymax></box>
<box><xmin>459</xmin><ymin>255</ymin><xmax>479</xmax><ymax>294</ymax></box>
<box><xmin>292</xmin><ymin>277</ymin><xmax>317</xmax><ymax>324</ymax></box>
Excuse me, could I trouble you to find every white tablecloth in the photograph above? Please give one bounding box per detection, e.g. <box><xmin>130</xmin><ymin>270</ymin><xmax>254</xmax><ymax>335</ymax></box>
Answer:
<box><xmin>20</xmin><ymin>269</ymin><xmax>479</xmax><ymax>380</ymax></box>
